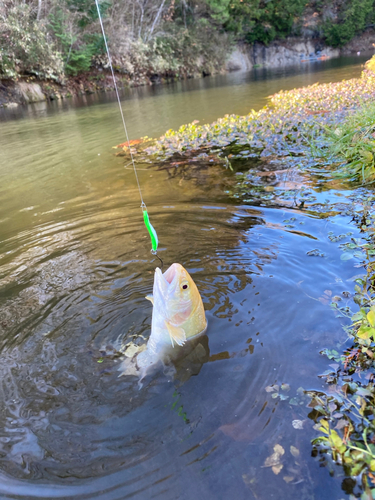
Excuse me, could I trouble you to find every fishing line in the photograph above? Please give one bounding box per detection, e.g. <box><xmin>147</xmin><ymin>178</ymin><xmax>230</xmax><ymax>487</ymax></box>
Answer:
<box><xmin>94</xmin><ymin>0</ymin><xmax>160</xmax><ymax>258</ymax></box>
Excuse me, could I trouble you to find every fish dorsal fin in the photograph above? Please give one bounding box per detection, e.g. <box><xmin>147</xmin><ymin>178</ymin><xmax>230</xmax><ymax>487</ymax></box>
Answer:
<box><xmin>165</xmin><ymin>321</ymin><xmax>186</xmax><ymax>347</ymax></box>
<box><xmin>145</xmin><ymin>294</ymin><xmax>154</xmax><ymax>304</ymax></box>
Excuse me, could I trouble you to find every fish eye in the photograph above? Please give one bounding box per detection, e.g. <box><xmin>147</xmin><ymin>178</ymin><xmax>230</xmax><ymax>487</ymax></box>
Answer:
<box><xmin>181</xmin><ymin>281</ymin><xmax>189</xmax><ymax>290</ymax></box>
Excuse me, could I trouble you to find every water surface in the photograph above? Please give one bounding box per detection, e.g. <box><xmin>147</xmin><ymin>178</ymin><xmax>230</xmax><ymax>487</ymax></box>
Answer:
<box><xmin>0</xmin><ymin>56</ymin><xmax>371</xmax><ymax>499</ymax></box>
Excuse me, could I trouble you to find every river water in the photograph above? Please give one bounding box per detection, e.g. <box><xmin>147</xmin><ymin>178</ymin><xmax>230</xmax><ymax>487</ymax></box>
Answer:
<box><xmin>0</xmin><ymin>55</ymin><xmax>372</xmax><ymax>499</ymax></box>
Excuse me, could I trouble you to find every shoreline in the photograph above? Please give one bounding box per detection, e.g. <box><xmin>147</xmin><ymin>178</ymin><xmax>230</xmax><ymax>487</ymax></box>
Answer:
<box><xmin>2</xmin><ymin>32</ymin><xmax>374</xmax><ymax>109</ymax></box>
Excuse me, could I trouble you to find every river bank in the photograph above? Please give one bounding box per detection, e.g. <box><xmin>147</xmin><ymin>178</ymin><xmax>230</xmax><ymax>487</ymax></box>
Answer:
<box><xmin>2</xmin><ymin>30</ymin><xmax>375</xmax><ymax>109</ymax></box>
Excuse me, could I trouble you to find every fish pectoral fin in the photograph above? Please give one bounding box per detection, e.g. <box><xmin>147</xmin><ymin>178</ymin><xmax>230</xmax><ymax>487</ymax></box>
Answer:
<box><xmin>145</xmin><ymin>294</ymin><xmax>154</xmax><ymax>304</ymax></box>
<box><xmin>165</xmin><ymin>321</ymin><xmax>186</xmax><ymax>347</ymax></box>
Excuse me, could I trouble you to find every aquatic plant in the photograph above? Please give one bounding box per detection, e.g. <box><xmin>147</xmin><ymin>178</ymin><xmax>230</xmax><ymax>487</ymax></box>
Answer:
<box><xmin>322</xmin><ymin>101</ymin><xmax>375</xmax><ymax>184</ymax></box>
<box><xmin>144</xmin><ymin>69</ymin><xmax>375</xmax><ymax>185</ymax></box>
<box><xmin>310</xmin><ymin>199</ymin><xmax>375</xmax><ymax>496</ymax></box>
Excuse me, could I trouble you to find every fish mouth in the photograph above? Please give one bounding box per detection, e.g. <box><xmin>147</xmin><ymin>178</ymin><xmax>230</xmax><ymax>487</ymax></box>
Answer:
<box><xmin>163</xmin><ymin>263</ymin><xmax>181</xmax><ymax>284</ymax></box>
<box><xmin>155</xmin><ymin>263</ymin><xmax>182</xmax><ymax>291</ymax></box>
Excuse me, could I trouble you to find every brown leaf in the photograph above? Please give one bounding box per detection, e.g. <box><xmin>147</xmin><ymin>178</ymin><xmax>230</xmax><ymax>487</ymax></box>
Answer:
<box><xmin>272</xmin><ymin>464</ymin><xmax>283</xmax><ymax>475</ymax></box>
<box><xmin>283</xmin><ymin>475</ymin><xmax>295</xmax><ymax>483</ymax></box>
<box><xmin>263</xmin><ymin>444</ymin><xmax>285</xmax><ymax>468</ymax></box>
<box><xmin>274</xmin><ymin>444</ymin><xmax>285</xmax><ymax>455</ymax></box>
<box><xmin>116</xmin><ymin>139</ymin><xmax>143</xmax><ymax>149</ymax></box>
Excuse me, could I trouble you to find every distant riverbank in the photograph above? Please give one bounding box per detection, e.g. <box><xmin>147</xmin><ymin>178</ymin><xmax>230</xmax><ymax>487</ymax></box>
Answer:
<box><xmin>1</xmin><ymin>31</ymin><xmax>375</xmax><ymax>110</ymax></box>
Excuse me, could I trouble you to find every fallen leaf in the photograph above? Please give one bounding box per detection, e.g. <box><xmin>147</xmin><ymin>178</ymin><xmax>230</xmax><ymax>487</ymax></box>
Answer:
<box><xmin>115</xmin><ymin>139</ymin><xmax>143</xmax><ymax>149</ymax></box>
<box><xmin>265</xmin><ymin>385</ymin><xmax>276</xmax><ymax>392</ymax></box>
<box><xmin>263</xmin><ymin>444</ymin><xmax>285</xmax><ymax>469</ymax></box>
<box><xmin>124</xmin><ymin>342</ymin><xmax>142</xmax><ymax>358</ymax></box>
<box><xmin>290</xmin><ymin>445</ymin><xmax>300</xmax><ymax>457</ymax></box>
<box><xmin>272</xmin><ymin>464</ymin><xmax>283</xmax><ymax>475</ymax></box>
<box><xmin>264</xmin><ymin>453</ymin><xmax>281</xmax><ymax>467</ymax></box>
<box><xmin>283</xmin><ymin>475</ymin><xmax>295</xmax><ymax>483</ymax></box>
<box><xmin>274</xmin><ymin>444</ymin><xmax>285</xmax><ymax>456</ymax></box>
<box><xmin>292</xmin><ymin>420</ymin><xmax>304</xmax><ymax>430</ymax></box>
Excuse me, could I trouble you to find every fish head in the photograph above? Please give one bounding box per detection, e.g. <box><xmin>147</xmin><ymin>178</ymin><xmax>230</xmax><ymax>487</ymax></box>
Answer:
<box><xmin>153</xmin><ymin>263</ymin><xmax>207</xmax><ymax>340</ymax></box>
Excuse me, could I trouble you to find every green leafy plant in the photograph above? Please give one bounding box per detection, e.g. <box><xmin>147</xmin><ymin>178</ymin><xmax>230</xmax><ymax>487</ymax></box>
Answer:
<box><xmin>323</xmin><ymin>101</ymin><xmax>375</xmax><ymax>183</ymax></box>
<box><xmin>49</xmin><ymin>9</ymin><xmax>105</xmax><ymax>76</ymax></box>
<box><xmin>310</xmin><ymin>203</ymin><xmax>375</xmax><ymax>494</ymax></box>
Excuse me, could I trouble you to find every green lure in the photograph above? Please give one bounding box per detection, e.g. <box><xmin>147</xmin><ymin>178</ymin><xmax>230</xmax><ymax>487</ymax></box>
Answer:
<box><xmin>142</xmin><ymin>204</ymin><xmax>158</xmax><ymax>254</ymax></box>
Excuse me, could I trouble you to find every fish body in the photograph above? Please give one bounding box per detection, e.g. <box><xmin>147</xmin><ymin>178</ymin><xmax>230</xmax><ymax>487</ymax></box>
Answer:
<box><xmin>134</xmin><ymin>263</ymin><xmax>207</xmax><ymax>379</ymax></box>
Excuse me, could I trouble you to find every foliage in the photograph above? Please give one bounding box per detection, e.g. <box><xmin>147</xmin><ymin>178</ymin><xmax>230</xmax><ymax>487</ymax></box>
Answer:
<box><xmin>2</xmin><ymin>0</ymin><xmax>375</xmax><ymax>81</ymax></box>
<box><xmin>323</xmin><ymin>101</ymin><xmax>375</xmax><ymax>183</ymax></box>
<box><xmin>147</xmin><ymin>21</ymin><xmax>232</xmax><ymax>77</ymax></box>
<box><xmin>0</xmin><ymin>3</ymin><xmax>64</xmax><ymax>80</ymax></box>
<box><xmin>322</xmin><ymin>0</ymin><xmax>375</xmax><ymax>48</ymax></box>
<box><xmin>205</xmin><ymin>0</ymin><xmax>231</xmax><ymax>24</ymax></box>
<box><xmin>239</xmin><ymin>0</ymin><xmax>306</xmax><ymax>45</ymax></box>
<box><xmin>49</xmin><ymin>9</ymin><xmax>105</xmax><ymax>76</ymax></box>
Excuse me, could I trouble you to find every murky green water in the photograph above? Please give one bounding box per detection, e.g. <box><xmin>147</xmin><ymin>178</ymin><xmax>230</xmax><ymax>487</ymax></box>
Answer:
<box><xmin>0</xmin><ymin>55</ymin><xmax>372</xmax><ymax>499</ymax></box>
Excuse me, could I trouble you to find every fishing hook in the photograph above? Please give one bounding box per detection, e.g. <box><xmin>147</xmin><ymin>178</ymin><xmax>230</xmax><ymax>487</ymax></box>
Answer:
<box><xmin>152</xmin><ymin>250</ymin><xmax>164</xmax><ymax>270</ymax></box>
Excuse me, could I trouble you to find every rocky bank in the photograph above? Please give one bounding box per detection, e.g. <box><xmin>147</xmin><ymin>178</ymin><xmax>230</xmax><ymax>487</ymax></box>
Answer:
<box><xmin>1</xmin><ymin>30</ymin><xmax>375</xmax><ymax>109</ymax></box>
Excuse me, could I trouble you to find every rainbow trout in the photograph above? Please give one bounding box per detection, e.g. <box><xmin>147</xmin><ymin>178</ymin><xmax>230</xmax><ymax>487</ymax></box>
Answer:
<box><xmin>121</xmin><ymin>263</ymin><xmax>207</xmax><ymax>381</ymax></box>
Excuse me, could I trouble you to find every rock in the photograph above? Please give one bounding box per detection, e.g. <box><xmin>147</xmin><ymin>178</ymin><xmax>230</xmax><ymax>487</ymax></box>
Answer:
<box><xmin>227</xmin><ymin>38</ymin><xmax>339</xmax><ymax>72</ymax></box>
<box><xmin>226</xmin><ymin>46</ymin><xmax>252</xmax><ymax>72</ymax></box>
<box><xmin>16</xmin><ymin>82</ymin><xmax>46</xmax><ymax>103</ymax></box>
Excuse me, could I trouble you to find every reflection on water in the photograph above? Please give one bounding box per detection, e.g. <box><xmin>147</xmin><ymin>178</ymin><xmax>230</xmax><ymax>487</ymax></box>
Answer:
<box><xmin>0</xmin><ymin>57</ymin><xmax>369</xmax><ymax>499</ymax></box>
<box><xmin>0</xmin><ymin>53</ymin><xmax>371</xmax><ymax>134</ymax></box>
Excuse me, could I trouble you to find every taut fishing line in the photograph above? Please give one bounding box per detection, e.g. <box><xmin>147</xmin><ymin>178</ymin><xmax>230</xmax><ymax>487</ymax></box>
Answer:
<box><xmin>94</xmin><ymin>0</ymin><xmax>162</xmax><ymax>267</ymax></box>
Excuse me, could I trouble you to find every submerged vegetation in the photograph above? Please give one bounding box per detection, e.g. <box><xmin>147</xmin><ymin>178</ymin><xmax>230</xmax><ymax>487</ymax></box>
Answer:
<box><xmin>1</xmin><ymin>0</ymin><xmax>375</xmax><ymax>83</ymax></box>
<box><xmin>309</xmin><ymin>198</ymin><xmax>375</xmax><ymax>496</ymax></box>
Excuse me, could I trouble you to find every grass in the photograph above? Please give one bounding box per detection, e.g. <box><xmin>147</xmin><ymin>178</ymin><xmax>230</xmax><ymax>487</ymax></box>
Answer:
<box><xmin>322</xmin><ymin>102</ymin><xmax>375</xmax><ymax>184</ymax></box>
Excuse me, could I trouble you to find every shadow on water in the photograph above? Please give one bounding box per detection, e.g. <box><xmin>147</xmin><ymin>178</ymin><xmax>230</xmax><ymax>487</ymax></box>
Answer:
<box><xmin>0</xmin><ymin>57</ymin><xmax>371</xmax><ymax>499</ymax></box>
